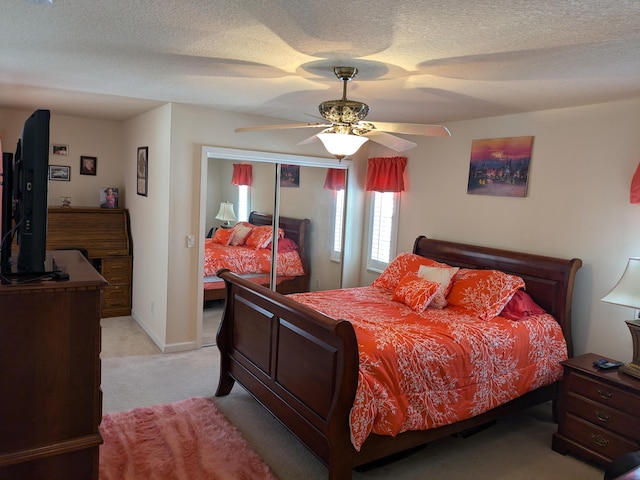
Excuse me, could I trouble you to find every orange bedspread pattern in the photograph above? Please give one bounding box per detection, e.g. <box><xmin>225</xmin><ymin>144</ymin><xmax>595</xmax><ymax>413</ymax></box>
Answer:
<box><xmin>288</xmin><ymin>286</ymin><xmax>567</xmax><ymax>450</ymax></box>
<box><xmin>203</xmin><ymin>238</ymin><xmax>305</xmax><ymax>278</ymax></box>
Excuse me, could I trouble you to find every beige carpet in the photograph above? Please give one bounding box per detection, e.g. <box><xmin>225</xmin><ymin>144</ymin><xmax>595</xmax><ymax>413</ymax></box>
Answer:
<box><xmin>101</xmin><ymin>316</ymin><xmax>605</xmax><ymax>480</ymax></box>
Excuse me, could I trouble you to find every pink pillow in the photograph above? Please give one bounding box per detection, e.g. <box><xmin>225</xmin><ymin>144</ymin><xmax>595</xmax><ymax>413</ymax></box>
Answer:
<box><xmin>447</xmin><ymin>269</ymin><xmax>526</xmax><ymax>320</ymax></box>
<box><xmin>499</xmin><ymin>290</ymin><xmax>546</xmax><ymax>320</ymax></box>
<box><xmin>372</xmin><ymin>252</ymin><xmax>453</xmax><ymax>291</ymax></box>
<box><xmin>417</xmin><ymin>264</ymin><xmax>460</xmax><ymax>309</ymax></box>
<box><xmin>275</xmin><ymin>238</ymin><xmax>298</xmax><ymax>253</ymax></box>
<box><xmin>392</xmin><ymin>273</ymin><xmax>440</xmax><ymax>313</ymax></box>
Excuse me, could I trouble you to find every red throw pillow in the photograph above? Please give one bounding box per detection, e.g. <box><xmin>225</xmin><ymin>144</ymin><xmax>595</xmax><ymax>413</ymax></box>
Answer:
<box><xmin>499</xmin><ymin>290</ymin><xmax>546</xmax><ymax>320</ymax></box>
<box><xmin>392</xmin><ymin>272</ymin><xmax>440</xmax><ymax>313</ymax></box>
<box><xmin>447</xmin><ymin>269</ymin><xmax>526</xmax><ymax>320</ymax></box>
<box><xmin>372</xmin><ymin>252</ymin><xmax>453</xmax><ymax>291</ymax></box>
<box><xmin>211</xmin><ymin>227</ymin><xmax>233</xmax><ymax>245</ymax></box>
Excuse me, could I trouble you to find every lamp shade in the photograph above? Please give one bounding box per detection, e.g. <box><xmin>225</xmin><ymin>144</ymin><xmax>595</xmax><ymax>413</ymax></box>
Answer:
<box><xmin>601</xmin><ymin>257</ymin><xmax>640</xmax><ymax>308</ymax></box>
<box><xmin>317</xmin><ymin>132</ymin><xmax>368</xmax><ymax>158</ymax></box>
<box><xmin>215</xmin><ymin>201</ymin><xmax>236</xmax><ymax>227</ymax></box>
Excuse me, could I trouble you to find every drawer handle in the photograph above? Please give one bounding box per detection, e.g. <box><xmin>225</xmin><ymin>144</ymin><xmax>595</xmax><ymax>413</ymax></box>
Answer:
<box><xmin>598</xmin><ymin>388</ymin><xmax>613</xmax><ymax>400</ymax></box>
<box><xmin>591</xmin><ymin>433</ymin><xmax>609</xmax><ymax>448</ymax></box>
<box><xmin>594</xmin><ymin>410</ymin><xmax>610</xmax><ymax>422</ymax></box>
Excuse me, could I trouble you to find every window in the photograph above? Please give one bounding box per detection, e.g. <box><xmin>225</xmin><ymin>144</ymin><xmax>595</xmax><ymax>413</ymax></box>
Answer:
<box><xmin>237</xmin><ymin>185</ymin><xmax>250</xmax><ymax>222</ymax></box>
<box><xmin>330</xmin><ymin>189</ymin><xmax>344</xmax><ymax>262</ymax></box>
<box><xmin>367</xmin><ymin>191</ymin><xmax>398</xmax><ymax>272</ymax></box>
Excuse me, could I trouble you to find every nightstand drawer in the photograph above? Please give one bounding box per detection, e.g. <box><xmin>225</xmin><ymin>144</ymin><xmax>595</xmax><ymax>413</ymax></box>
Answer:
<box><xmin>567</xmin><ymin>371</ymin><xmax>638</xmax><ymax>417</ymax></box>
<box><xmin>566</xmin><ymin>392</ymin><xmax>640</xmax><ymax>440</ymax></box>
<box><xmin>564</xmin><ymin>413</ymin><xmax>639</xmax><ymax>460</ymax></box>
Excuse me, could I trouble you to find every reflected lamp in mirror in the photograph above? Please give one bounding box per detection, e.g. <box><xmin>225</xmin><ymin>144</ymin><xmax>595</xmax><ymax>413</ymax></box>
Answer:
<box><xmin>601</xmin><ymin>257</ymin><xmax>640</xmax><ymax>379</ymax></box>
<box><xmin>317</xmin><ymin>132</ymin><xmax>368</xmax><ymax>160</ymax></box>
<box><xmin>215</xmin><ymin>201</ymin><xmax>237</xmax><ymax>229</ymax></box>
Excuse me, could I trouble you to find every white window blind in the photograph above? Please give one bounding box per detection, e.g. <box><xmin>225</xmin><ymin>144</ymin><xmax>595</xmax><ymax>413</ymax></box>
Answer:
<box><xmin>367</xmin><ymin>191</ymin><xmax>398</xmax><ymax>271</ymax></box>
<box><xmin>237</xmin><ymin>185</ymin><xmax>249</xmax><ymax>222</ymax></box>
<box><xmin>330</xmin><ymin>189</ymin><xmax>344</xmax><ymax>261</ymax></box>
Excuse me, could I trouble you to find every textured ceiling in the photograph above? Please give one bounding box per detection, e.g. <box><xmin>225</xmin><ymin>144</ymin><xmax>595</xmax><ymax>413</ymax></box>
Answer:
<box><xmin>1</xmin><ymin>0</ymin><xmax>640</xmax><ymax>125</ymax></box>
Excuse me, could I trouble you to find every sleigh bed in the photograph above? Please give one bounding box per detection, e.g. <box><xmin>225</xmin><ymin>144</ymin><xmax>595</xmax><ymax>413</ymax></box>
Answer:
<box><xmin>203</xmin><ymin>211</ymin><xmax>310</xmax><ymax>302</ymax></box>
<box><xmin>215</xmin><ymin>236</ymin><xmax>582</xmax><ymax>479</ymax></box>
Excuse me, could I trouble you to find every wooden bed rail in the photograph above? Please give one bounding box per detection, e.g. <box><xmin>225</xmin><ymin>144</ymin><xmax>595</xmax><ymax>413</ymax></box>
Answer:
<box><xmin>215</xmin><ymin>269</ymin><xmax>359</xmax><ymax>475</ymax></box>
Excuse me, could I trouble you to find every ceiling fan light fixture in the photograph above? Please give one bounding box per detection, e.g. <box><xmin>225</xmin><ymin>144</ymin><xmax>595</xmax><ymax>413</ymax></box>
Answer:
<box><xmin>317</xmin><ymin>132</ymin><xmax>368</xmax><ymax>159</ymax></box>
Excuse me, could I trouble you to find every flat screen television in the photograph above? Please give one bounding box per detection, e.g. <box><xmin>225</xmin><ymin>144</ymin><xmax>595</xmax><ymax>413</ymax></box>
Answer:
<box><xmin>0</xmin><ymin>109</ymin><xmax>51</xmax><ymax>274</ymax></box>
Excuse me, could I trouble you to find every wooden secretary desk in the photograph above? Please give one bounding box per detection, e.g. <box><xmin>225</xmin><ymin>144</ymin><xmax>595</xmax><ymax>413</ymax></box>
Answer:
<box><xmin>0</xmin><ymin>250</ymin><xmax>107</xmax><ymax>479</ymax></box>
<box><xmin>46</xmin><ymin>207</ymin><xmax>133</xmax><ymax>317</ymax></box>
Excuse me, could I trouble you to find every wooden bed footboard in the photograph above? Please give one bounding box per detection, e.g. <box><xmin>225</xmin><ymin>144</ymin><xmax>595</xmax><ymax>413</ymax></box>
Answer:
<box><xmin>215</xmin><ymin>269</ymin><xmax>360</xmax><ymax>478</ymax></box>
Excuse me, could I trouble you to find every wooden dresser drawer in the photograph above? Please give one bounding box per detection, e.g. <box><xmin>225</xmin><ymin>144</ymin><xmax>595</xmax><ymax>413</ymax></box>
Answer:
<box><xmin>563</xmin><ymin>413</ymin><xmax>639</xmax><ymax>460</ymax></box>
<box><xmin>565</xmin><ymin>392</ymin><xmax>640</xmax><ymax>439</ymax></box>
<box><xmin>103</xmin><ymin>285</ymin><xmax>131</xmax><ymax>308</ymax></box>
<box><xmin>101</xmin><ymin>257</ymin><xmax>132</xmax><ymax>279</ymax></box>
<box><xmin>567</xmin><ymin>371</ymin><xmax>638</xmax><ymax>417</ymax></box>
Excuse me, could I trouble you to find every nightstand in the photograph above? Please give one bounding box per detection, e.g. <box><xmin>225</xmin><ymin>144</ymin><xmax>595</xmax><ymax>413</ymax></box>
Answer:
<box><xmin>552</xmin><ymin>353</ymin><xmax>640</xmax><ymax>466</ymax></box>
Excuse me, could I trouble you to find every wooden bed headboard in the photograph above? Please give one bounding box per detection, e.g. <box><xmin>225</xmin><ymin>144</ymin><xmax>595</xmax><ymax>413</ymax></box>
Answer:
<box><xmin>413</xmin><ymin>236</ymin><xmax>582</xmax><ymax>357</ymax></box>
<box><xmin>248</xmin><ymin>211</ymin><xmax>311</xmax><ymax>274</ymax></box>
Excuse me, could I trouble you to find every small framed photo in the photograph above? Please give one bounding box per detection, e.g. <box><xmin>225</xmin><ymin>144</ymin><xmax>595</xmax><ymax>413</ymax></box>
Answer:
<box><xmin>49</xmin><ymin>165</ymin><xmax>70</xmax><ymax>181</ymax></box>
<box><xmin>80</xmin><ymin>156</ymin><xmax>97</xmax><ymax>175</ymax></box>
<box><xmin>52</xmin><ymin>144</ymin><xmax>68</xmax><ymax>156</ymax></box>
<box><xmin>100</xmin><ymin>187</ymin><xmax>119</xmax><ymax>208</ymax></box>
<box><xmin>60</xmin><ymin>196</ymin><xmax>71</xmax><ymax>207</ymax></box>
<box><xmin>137</xmin><ymin>146</ymin><xmax>148</xmax><ymax>197</ymax></box>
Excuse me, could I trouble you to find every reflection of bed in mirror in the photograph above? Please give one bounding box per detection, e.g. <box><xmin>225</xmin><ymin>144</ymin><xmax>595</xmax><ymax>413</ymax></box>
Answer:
<box><xmin>203</xmin><ymin>211</ymin><xmax>310</xmax><ymax>302</ymax></box>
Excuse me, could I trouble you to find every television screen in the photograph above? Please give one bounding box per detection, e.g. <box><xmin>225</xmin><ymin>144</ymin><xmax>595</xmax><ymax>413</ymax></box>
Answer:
<box><xmin>14</xmin><ymin>109</ymin><xmax>51</xmax><ymax>273</ymax></box>
<box><xmin>1</xmin><ymin>151</ymin><xmax>13</xmax><ymax>274</ymax></box>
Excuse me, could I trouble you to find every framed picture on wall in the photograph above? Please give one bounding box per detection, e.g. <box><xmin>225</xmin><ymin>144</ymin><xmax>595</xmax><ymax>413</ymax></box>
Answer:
<box><xmin>52</xmin><ymin>144</ymin><xmax>68</xmax><ymax>156</ymax></box>
<box><xmin>467</xmin><ymin>136</ymin><xmax>534</xmax><ymax>198</ymax></box>
<box><xmin>49</xmin><ymin>165</ymin><xmax>70</xmax><ymax>181</ymax></box>
<box><xmin>280</xmin><ymin>164</ymin><xmax>300</xmax><ymax>188</ymax></box>
<box><xmin>137</xmin><ymin>146</ymin><xmax>148</xmax><ymax>196</ymax></box>
<box><xmin>80</xmin><ymin>156</ymin><xmax>97</xmax><ymax>175</ymax></box>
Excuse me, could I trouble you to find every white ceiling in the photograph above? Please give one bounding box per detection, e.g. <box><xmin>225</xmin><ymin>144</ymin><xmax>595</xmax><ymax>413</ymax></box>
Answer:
<box><xmin>2</xmin><ymin>0</ymin><xmax>640</xmax><ymax>125</ymax></box>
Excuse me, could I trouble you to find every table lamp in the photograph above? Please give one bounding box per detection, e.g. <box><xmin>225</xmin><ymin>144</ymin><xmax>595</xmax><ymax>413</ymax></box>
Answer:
<box><xmin>601</xmin><ymin>257</ymin><xmax>640</xmax><ymax>379</ymax></box>
<box><xmin>215</xmin><ymin>201</ymin><xmax>236</xmax><ymax>229</ymax></box>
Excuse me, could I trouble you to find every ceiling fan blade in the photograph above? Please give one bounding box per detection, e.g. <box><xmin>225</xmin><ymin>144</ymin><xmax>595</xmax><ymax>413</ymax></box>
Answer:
<box><xmin>297</xmin><ymin>133</ymin><xmax>321</xmax><ymax>145</ymax></box>
<box><xmin>235</xmin><ymin>122</ymin><xmax>330</xmax><ymax>133</ymax></box>
<box><xmin>364</xmin><ymin>130</ymin><xmax>417</xmax><ymax>151</ymax></box>
<box><xmin>369</xmin><ymin>121</ymin><xmax>451</xmax><ymax>137</ymax></box>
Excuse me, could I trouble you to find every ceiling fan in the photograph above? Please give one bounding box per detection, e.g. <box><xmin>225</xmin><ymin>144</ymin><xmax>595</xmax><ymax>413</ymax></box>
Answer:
<box><xmin>235</xmin><ymin>67</ymin><xmax>451</xmax><ymax>159</ymax></box>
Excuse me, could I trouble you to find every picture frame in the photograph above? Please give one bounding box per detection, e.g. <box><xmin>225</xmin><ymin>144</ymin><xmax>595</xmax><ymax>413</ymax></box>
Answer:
<box><xmin>280</xmin><ymin>164</ymin><xmax>300</xmax><ymax>188</ymax></box>
<box><xmin>52</xmin><ymin>144</ymin><xmax>68</xmax><ymax>156</ymax></box>
<box><xmin>467</xmin><ymin>136</ymin><xmax>534</xmax><ymax>198</ymax></box>
<box><xmin>137</xmin><ymin>146</ymin><xmax>148</xmax><ymax>197</ymax></box>
<box><xmin>100</xmin><ymin>187</ymin><xmax>119</xmax><ymax>208</ymax></box>
<box><xmin>80</xmin><ymin>156</ymin><xmax>97</xmax><ymax>175</ymax></box>
<box><xmin>49</xmin><ymin>165</ymin><xmax>70</xmax><ymax>181</ymax></box>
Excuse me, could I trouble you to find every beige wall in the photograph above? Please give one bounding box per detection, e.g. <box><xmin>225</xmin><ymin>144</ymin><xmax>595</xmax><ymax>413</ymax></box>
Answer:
<box><xmin>3</xmin><ymin>96</ymin><xmax>640</xmax><ymax>363</ymax></box>
<box><xmin>0</xmin><ymin>108</ymin><xmax>124</xmax><ymax>207</ymax></box>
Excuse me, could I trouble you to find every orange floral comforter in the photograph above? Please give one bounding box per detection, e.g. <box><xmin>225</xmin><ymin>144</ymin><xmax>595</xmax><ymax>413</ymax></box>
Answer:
<box><xmin>203</xmin><ymin>239</ymin><xmax>305</xmax><ymax>278</ymax></box>
<box><xmin>288</xmin><ymin>286</ymin><xmax>567</xmax><ymax>450</ymax></box>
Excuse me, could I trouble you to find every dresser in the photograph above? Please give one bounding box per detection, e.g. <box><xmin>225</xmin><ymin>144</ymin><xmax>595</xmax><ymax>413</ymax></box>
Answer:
<box><xmin>0</xmin><ymin>250</ymin><xmax>107</xmax><ymax>479</ymax></box>
<box><xmin>552</xmin><ymin>353</ymin><xmax>640</xmax><ymax>466</ymax></box>
<box><xmin>46</xmin><ymin>207</ymin><xmax>133</xmax><ymax>317</ymax></box>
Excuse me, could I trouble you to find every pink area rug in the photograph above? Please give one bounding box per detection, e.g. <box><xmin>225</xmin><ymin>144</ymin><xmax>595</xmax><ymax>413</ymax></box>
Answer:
<box><xmin>99</xmin><ymin>397</ymin><xmax>276</xmax><ymax>479</ymax></box>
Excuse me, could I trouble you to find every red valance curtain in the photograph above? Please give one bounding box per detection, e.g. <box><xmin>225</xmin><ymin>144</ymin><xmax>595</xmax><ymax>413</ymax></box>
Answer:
<box><xmin>631</xmin><ymin>161</ymin><xmax>640</xmax><ymax>204</ymax></box>
<box><xmin>231</xmin><ymin>164</ymin><xmax>252</xmax><ymax>186</ymax></box>
<box><xmin>365</xmin><ymin>156</ymin><xmax>407</xmax><ymax>192</ymax></box>
<box><xmin>324</xmin><ymin>168</ymin><xmax>346</xmax><ymax>190</ymax></box>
